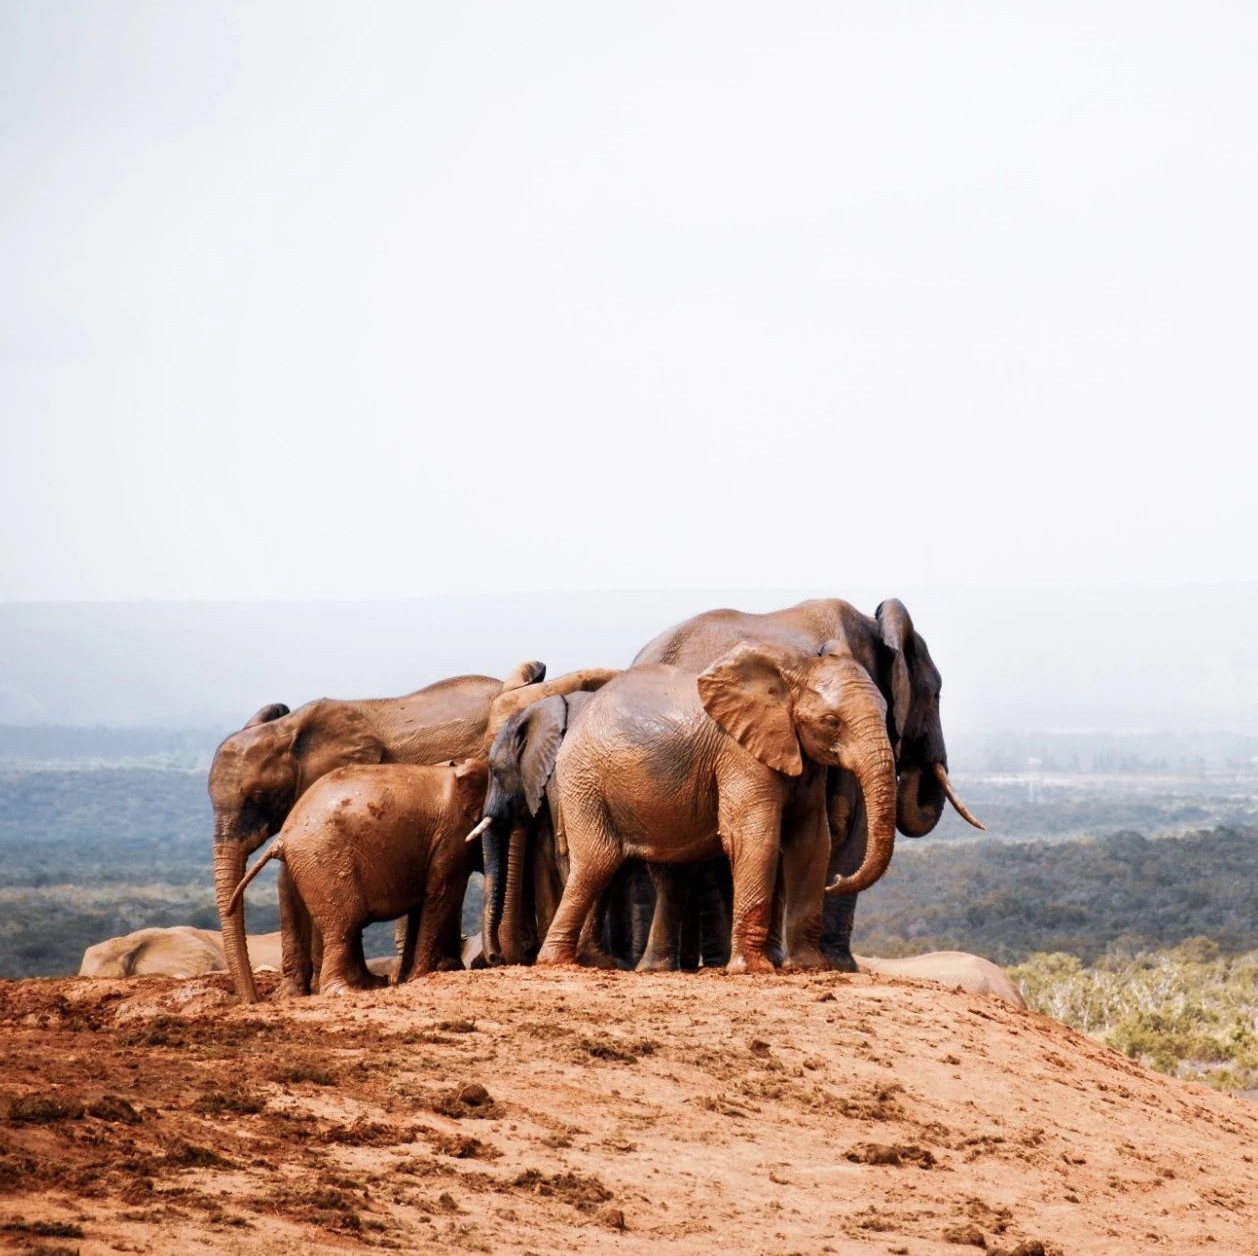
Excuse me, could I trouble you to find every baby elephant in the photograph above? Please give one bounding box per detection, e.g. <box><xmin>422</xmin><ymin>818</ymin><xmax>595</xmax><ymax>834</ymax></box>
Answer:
<box><xmin>229</xmin><ymin>759</ymin><xmax>486</xmax><ymax>995</ymax></box>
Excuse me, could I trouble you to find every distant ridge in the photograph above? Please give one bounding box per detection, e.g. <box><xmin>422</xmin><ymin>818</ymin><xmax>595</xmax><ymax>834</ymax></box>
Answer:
<box><xmin>1</xmin><ymin>584</ymin><xmax>1255</xmax><ymax>734</ymax></box>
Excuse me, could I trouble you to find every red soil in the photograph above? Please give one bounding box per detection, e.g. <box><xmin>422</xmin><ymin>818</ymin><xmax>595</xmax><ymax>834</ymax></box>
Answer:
<box><xmin>1</xmin><ymin>967</ymin><xmax>1256</xmax><ymax>1254</ymax></box>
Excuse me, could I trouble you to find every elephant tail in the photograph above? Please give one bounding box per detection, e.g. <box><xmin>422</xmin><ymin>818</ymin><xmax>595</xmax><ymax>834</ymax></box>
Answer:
<box><xmin>227</xmin><ymin>841</ymin><xmax>284</xmax><ymax>916</ymax></box>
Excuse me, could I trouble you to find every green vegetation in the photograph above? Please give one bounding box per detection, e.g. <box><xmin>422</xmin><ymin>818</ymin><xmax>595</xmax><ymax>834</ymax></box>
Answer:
<box><xmin>0</xmin><ymin>767</ymin><xmax>480</xmax><ymax>977</ymax></box>
<box><xmin>856</xmin><ymin>825</ymin><xmax>1258</xmax><ymax>964</ymax></box>
<box><xmin>1011</xmin><ymin>941</ymin><xmax>1258</xmax><ymax>1091</ymax></box>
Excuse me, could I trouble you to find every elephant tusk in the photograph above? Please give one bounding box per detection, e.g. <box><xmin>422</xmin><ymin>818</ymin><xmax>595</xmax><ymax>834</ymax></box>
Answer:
<box><xmin>933</xmin><ymin>762</ymin><xmax>985</xmax><ymax>830</ymax></box>
<box><xmin>465</xmin><ymin>816</ymin><xmax>494</xmax><ymax>844</ymax></box>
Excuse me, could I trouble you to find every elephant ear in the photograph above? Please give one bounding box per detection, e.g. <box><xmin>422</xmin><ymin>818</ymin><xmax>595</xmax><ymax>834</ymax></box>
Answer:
<box><xmin>453</xmin><ymin>758</ymin><xmax>489</xmax><ymax>820</ymax></box>
<box><xmin>520</xmin><ymin>695</ymin><xmax>568</xmax><ymax>815</ymax></box>
<box><xmin>696</xmin><ymin>644</ymin><xmax>803</xmax><ymax>777</ymax></box>
<box><xmin>291</xmin><ymin>703</ymin><xmax>385</xmax><ymax>793</ymax></box>
<box><xmin>503</xmin><ymin>659</ymin><xmax>547</xmax><ymax>690</ymax></box>
<box><xmin>244</xmin><ymin>702</ymin><xmax>290</xmax><ymax>728</ymax></box>
<box><xmin>875</xmin><ymin>599</ymin><xmax>913</xmax><ymax>752</ymax></box>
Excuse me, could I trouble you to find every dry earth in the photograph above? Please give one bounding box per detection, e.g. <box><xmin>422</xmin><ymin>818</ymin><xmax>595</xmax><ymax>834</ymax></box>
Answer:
<box><xmin>2</xmin><ymin>968</ymin><xmax>1257</xmax><ymax>1255</ymax></box>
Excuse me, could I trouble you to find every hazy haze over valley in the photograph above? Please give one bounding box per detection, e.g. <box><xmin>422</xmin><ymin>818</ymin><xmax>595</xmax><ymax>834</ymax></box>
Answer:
<box><xmin>1</xmin><ymin>584</ymin><xmax>1254</xmax><ymax>740</ymax></box>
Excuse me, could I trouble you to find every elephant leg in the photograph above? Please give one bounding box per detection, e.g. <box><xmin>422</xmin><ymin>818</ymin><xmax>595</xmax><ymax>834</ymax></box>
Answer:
<box><xmin>317</xmin><ymin>930</ymin><xmax>360</xmax><ymax>996</ymax></box>
<box><xmin>779</xmin><ymin>806</ymin><xmax>830</xmax><ymax>971</ymax></box>
<box><xmin>538</xmin><ymin>851</ymin><xmax>620</xmax><ymax>967</ymax></box>
<box><xmin>499</xmin><ymin>820</ymin><xmax>528</xmax><ymax>965</ymax></box>
<box><xmin>434</xmin><ymin>899</ymin><xmax>464</xmax><ymax>971</ymax></box>
<box><xmin>722</xmin><ymin>798</ymin><xmax>783</xmax><ymax>975</ymax></box>
<box><xmin>395</xmin><ymin>909</ymin><xmax>420</xmax><ymax>984</ymax></box>
<box><xmin>697</xmin><ymin>859</ymin><xmax>732</xmax><ymax>968</ymax></box>
<box><xmin>411</xmin><ymin>865</ymin><xmax>465</xmax><ymax>977</ymax></box>
<box><xmin>539</xmin><ymin>789</ymin><xmax>622</xmax><ymax>967</ymax></box>
<box><xmin>348</xmin><ymin>929</ymin><xmax>385</xmax><ymax>989</ymax></box>
<box><xmin>577</xmin><ymin>882</ymin><xmax>621</xmax><ymax>969</ymax></box>
<box><xmin>276</xmin><ymin>867</ymin><xmax>314</xmax><ymax>998</ymax></box>
<box><xmin>309</xmin><ymin>925</ymin><xmax>324</xmax><ymax>991</ymax></box>
<box><xmin>601</xmin><ymin>865</ymin><xmax>632</xmax><ymax>964</ymax></box>
<box><xmin>765</xmin><ymin>859</ymin><xmax>787</xmax><ymax>969</ymax></box>
<box><xmin>821</xmin><ymin>893</ymin><xmax>859</xmax><ymax>973</ymax></box>
<box><xmin>519</xmin><ymin>825</ymin><xmax>541</xmax><ymax>962</ymax></box>
<box><xmin>637</xmin><ymin>864</ymin><xmax>685</xmax><ymax>972</ymax></box>
<box><xmin>821</xmin><ymin>798</ymin><xmax>867</xmax><ymax>973</ymax></box>
<box><xmin>532</xmin><ymin>813</ymin><xmax>564</xmax><ymax>948</ymax></box>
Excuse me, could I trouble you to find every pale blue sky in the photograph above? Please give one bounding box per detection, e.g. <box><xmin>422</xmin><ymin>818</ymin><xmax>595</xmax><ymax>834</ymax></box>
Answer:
<box><xmin>2</xmin><ymin>3</ymin><xmax>1255</xmax><ymax>600</ymax></box>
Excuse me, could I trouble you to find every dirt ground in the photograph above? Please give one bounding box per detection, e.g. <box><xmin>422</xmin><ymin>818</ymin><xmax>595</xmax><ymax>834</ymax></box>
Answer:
<box><xmin>2</xmin><ymin>967</ymin><xmax>1257</xmax><ymax>1255</ymax></box>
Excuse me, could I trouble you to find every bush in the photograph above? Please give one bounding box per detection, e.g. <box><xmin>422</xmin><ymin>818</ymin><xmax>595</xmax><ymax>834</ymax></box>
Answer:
<box><xmin>1010</xmin><ymin>941</ymin><xmax>1258</xmax><ymax>1090</ymax></box>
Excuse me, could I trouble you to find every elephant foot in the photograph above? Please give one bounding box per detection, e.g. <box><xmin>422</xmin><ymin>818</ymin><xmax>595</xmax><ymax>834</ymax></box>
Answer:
<box><xmin>725</xmin><ymin>950</ymin><xmax>776</xmax><ymax>976</ymax></box>
<box><xmin>272</xmin><ymin>977</ymin><xmax>311</xmax><ymax>1000</ymax></box>
<box><xmin>577</xmin><ymin>944</ymin><xmax>621</xmax><ymax>971</ymax></box>
<box><xmin>635</xmin><ymin>950</ymin><xmax>680</xmax><ymax>974</ymax></box>
<box><xmin>434</xmin><ymin>956</ymin><xmax>464</xmax><ymax>973</ymax></box>
<box><xmin>821</xmin><ymin>947</ymin><xmax>858</xmax><ymax>974</ymax></box>
<box><xmin>535</xmin><ymin>943</ymin><xmax>578</xmax><ymax>967</ymax></box>
<box><xmin>317</xmin><ymin>978</ymin><xmax>352</xmax><ymax>997</ymax></box>
<box><xmin>781</xmin><ymin>945</ymin><xmax>829</xmax><ymax>973</ymax></box>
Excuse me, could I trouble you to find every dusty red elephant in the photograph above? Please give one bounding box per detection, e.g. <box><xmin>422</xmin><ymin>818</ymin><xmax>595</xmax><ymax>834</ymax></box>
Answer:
<box><xmin>209</xmin><ymin>661</ymin><xmax>616</xmax><ymax>1002</ymax></box>
<box><xmin>538</xmin><ymin>639</ymin><xmax>898</xmax><ymax>973</ymax></box>
<box><xmin>229</xmin><ymin>760</ymin><xmax>488</xmax><ymax>994</ymax></box>
<box><xmin>632</xmin><ymin>597</ymin><xmax>982</xmax><ymax>969</ymax></box>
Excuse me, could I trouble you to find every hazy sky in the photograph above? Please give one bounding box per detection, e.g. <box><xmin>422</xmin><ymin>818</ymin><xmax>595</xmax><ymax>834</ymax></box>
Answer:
<box><xmin>2</xmin><ymin>3</ymin><xmax>1255</xmax><ymax>601</ymax></box>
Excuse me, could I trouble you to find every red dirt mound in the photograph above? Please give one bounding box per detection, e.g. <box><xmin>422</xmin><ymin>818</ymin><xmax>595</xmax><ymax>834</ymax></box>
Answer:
<box><xmin>1</xmin><ymin>967</ymin><xmax>1256</xmax><ymax>1254</ymax></box>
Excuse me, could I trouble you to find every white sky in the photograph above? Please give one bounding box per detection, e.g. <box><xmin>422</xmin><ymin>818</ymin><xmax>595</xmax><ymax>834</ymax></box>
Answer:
<box><xmin>2</xmin><ymin>2</ymin><xmax>1256</xmax><ymax>601</ymax></box>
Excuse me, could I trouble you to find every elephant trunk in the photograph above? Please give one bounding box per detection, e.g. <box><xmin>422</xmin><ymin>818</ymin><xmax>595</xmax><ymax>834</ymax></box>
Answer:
<box><xmin>214</xmin><ymin>827</ymin><xmax>258</xmax><ymax>1004</ymax></box>
<box><xmin>895</xmin><ymin>763</ymin><xmax>946</xmax><ymax>837</ymax></box>
<box><xmin>499</xmin><ymin>821</ymin><xmax>528</xmax><ymax>965</ymax></box>
<box><xmin>826</xmin><ymin>721</ymin><xmax>898</xmax><ymax>897</ymax></box>
<box><xmin>480</xmin><ymin>817</ymin><xmax>510</xmax><ymax>965</ymax></box>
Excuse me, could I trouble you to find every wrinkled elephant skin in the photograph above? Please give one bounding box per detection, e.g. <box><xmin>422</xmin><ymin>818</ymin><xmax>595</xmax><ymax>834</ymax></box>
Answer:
<box><xmin>539</xmin><ymin>643</ymin><xmax>897</xmax><ymax>974</ymax></box>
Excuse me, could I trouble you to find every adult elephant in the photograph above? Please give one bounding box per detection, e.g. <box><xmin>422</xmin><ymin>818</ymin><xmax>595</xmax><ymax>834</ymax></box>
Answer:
<box><xmin>633</xmin><ymin>598</ymin><xmax>982</xmax><ymax>968</ymax></box>
<box><xmin>539</xmin><ymin>641</ymin><xmax>897</xmax><ymax>973</ymax></box>
<box><xmin>210</xmin><ymin>661</ymin><xmax>616</xmax><ymax>1003</ymax></box>
<box><xmin>476</xmin><ymin>691</ymin><xmax>729</xmax><ymax>969</ymax></box>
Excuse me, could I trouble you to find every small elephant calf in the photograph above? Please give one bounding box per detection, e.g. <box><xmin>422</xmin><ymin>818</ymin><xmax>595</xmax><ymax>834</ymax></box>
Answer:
<box><xmin>230</xmin><ymin>759</ymin><xmax>486</xmax><ymax>995</ymax></box>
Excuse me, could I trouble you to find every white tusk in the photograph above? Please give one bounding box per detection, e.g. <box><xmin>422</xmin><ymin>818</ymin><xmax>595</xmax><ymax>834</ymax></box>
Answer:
<box><xmin>465</xmin><ymin>816</ymin><xmax>494</xmax><ymax>844</ymax></box>
<box><xmin>933</xmin><ymin>762</ymin><xmax>985</xmax><ymax>830</ymax></box>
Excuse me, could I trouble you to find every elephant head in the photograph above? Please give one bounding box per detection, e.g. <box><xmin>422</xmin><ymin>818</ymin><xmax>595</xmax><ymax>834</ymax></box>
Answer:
<box><xmin>476</xmin><ymin>694</ymin><xmax>573</xmax><ymax>965</ymax></box>
<box><xmin>209</xmin><ymin>700</ymin><xmax>385</xmax><ymax>1003</ymax></box>
<box><xmin>875</xmin><ymin>599</ymin><xmax>982</xmax><ymax>838</ymax></box>
<box><xmin>697</xmin><ymin>640</ymin><xmax>898</xmax><ymax>896</ymax></box>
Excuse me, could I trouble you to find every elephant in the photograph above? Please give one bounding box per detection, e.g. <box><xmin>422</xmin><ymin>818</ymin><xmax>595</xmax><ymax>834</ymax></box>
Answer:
<box><xmin>78</xmin><ymin>927</ymin><xmax>283</xmax><ymax>979</ymax></box>
<box><xmin>476</xmin><ymin>690</ymin><xmax>730</xmax><ymax>969</ymax></box>
<box><xmin>855</xmin><ymin>952</ymin><xmax>1026</xmax><ymax>1008</ymax></box>
<box><xmin>537</xmin><ymin>639</ymin><xmax>897</xmax><ymax>974</ymax></box>
<box><xmin>475</xmin><ymin>691</ymin><xmax>592</xmax><ymax>966</ymax></box>
<box><xmin>229</xmin><ymin>759</ymin><xmax>488</xmax><ymax>995</ymax></box>
<box><xmin>633</xmin><ymin>597</ymin><xmax>982</xmax><ymax>969</ymax></box>
<box><xmin>209</xmin><ymin>660</ymin><xmax>617</xmax><ymax>1002</ymax></box>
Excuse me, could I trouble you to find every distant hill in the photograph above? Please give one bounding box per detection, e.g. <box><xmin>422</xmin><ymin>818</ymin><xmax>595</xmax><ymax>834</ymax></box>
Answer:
<box><xmin>1</xmin><ymin>583</ymin><xmax>1256</xmax><ymax>735</ymax></box>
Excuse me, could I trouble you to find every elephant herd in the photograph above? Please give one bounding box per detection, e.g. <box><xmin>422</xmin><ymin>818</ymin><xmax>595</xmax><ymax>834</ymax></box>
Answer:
<box><xmin>209</xmin><ymin>595</ymin><xmax>983</xmax><ymax>1003</ymax></box>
